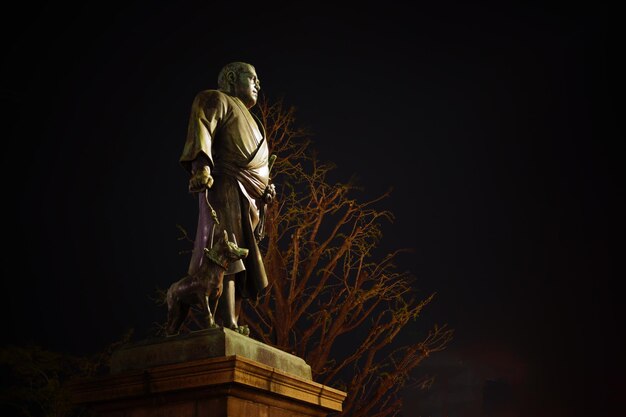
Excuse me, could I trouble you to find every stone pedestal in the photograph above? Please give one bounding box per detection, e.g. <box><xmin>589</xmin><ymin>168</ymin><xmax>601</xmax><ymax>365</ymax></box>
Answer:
<box><xmin>70</xmin><ymin>329</ymin><xmax>346</xmax><ymax>417</ymax></box>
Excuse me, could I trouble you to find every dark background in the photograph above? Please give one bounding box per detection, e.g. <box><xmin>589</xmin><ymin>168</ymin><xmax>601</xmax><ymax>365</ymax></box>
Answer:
<box><xmin>1</xmin><ymin>1</ymin><xmax>619</xmax><ymax>416</ymax></box>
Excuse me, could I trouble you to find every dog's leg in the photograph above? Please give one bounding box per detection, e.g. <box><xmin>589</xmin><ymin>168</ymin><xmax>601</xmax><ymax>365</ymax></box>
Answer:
<box><xmin>204</xmin><ymin>295</ymin><xmax>218</xmax><ymax>328</ymax></box>
<box><xmin>211</xmin><ymin>296</ymin><xmax>220</xmax><ymax>327</ymax></box>
<box><xmin>167</xmin><ymin>300</ymin><xmax>189</xmax><ymax>336</ymax></box>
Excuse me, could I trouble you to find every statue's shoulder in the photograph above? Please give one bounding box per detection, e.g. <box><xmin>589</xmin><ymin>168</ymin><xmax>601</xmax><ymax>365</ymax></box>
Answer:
<box><xmin>193</xmin><ymin>90</ymin><xmax>231</xmax><ymax>110</ymax></box>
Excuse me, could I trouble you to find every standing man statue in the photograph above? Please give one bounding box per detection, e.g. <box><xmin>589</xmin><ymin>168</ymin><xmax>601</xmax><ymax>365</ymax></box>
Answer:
<box><xmin>177</xmin><ymin>62</ymin><xmax>275</xmax><ymax>334</ymax></box>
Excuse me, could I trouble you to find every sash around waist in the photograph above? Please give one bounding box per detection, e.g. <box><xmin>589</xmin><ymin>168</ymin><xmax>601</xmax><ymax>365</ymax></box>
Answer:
<box><xmin>213</xmin><ymin>163</ymin><xmax>269</xmax><ymax>200</ymax></box>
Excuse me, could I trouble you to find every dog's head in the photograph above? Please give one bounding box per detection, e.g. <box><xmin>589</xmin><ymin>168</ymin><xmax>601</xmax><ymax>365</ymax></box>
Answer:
<box><xmin>203</xmin><ymin>230</ymin><xmax>249</xmax><ymax>268</ymax></box>
<box><xmin>222</xmin><ymin>230</ymin><xmax>249</xmax><ymax>261</ymax></box>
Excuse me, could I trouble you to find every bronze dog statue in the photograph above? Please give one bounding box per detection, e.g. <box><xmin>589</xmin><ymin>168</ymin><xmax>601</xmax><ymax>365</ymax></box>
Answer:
<box><xmin>165</xmin><ymin>230</ymin><xmax>249</xmax><ymax>335</ymax></box>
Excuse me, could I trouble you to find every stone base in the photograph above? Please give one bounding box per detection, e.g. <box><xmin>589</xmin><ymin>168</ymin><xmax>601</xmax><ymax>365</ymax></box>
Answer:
<box><xmin>110</xmin><ymin>328</ymin><xmax>312</xmax><ymax>380</ymax></box>
<box><xmin>71</xmin><ymin>355</ymin><xmax>345</xmax><ymax>417</ymax></box>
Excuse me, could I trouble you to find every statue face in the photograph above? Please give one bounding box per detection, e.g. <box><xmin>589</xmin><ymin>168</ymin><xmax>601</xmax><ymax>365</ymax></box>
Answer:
<box><xmin>233</xmin><ymin>65</ymin><xmax>260</xmax><ymax>108</ymax></box>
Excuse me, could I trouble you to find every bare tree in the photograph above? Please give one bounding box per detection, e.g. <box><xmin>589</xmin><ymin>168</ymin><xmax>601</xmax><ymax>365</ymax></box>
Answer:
<box><xmin>238</xmin><ymin>97</ymin><xmax>453</xmax><ymax>417</ymax></box>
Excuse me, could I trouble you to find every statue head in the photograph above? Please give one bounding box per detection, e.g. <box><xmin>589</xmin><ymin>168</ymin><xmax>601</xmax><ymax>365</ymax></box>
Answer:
<box><xmin>217</xmin><ymin>62</ymin><xmax>260</xmax><ymax>109</ymax></box>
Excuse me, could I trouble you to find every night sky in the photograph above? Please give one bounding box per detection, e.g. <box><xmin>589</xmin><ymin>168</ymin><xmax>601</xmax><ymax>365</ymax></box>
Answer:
<box><xmin>1</xmin><ymin>2</ymin><xmax>619</xmax><ymax>416</ymax></box>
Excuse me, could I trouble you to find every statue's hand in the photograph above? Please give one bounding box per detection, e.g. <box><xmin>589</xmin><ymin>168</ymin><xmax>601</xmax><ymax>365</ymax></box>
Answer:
<box><xmin>189</xmin><ymin>166</ymin><xmax>214</xmax><ymax>193</ymax></box>
<box><xmin>263</xmin><ymin>183</ymin><xmax>276</xmax><ymax>204</ymax></box>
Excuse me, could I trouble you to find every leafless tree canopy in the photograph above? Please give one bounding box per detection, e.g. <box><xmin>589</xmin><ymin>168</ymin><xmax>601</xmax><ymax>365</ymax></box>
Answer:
<box><xmin>239</xmin><ymin>97</ymin><xmax>453</xmax><ymax>417</ymax></box>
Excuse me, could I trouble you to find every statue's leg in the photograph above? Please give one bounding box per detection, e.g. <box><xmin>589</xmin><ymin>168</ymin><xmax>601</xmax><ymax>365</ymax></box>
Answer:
<box><xmin>234</xmin><ymin>294</ymin><xmax>242</xmax><ymax>324</ymax></box>
<box><xmin>217</xmin><ymin>275</ymin><xmax>238</xmax><ymax>330</ymax></box>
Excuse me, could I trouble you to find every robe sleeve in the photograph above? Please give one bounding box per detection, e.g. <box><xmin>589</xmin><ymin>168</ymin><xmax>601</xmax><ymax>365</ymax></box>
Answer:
<box><xmin>179</xmin><ymin>90</ymin><xmax>228</xmax><ymax>174</ymax></box>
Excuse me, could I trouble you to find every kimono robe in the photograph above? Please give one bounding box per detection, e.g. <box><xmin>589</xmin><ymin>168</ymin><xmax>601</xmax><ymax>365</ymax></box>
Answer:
<box><xmin>180</xmin><ymin>90</ymin><xmax>269</xmax><ymax>299</ymax></box>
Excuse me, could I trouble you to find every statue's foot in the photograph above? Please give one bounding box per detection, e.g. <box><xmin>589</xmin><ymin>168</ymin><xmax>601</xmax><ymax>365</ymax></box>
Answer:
<box><xmin>235</xmin><ymin>325</ymin><xmax>250</xmax><ymax>336</ymax></box>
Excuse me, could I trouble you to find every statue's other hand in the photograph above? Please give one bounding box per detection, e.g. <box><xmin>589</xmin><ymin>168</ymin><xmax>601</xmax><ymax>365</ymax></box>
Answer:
<box><xmin>189</xmin><ymin>166</ymin><xmax>214</xmax><ymax>193</ymax></box>
<box><xmin>263</xmin><ymin>183</ymin><xmax>276</xmax><ymax>204</ymax></box>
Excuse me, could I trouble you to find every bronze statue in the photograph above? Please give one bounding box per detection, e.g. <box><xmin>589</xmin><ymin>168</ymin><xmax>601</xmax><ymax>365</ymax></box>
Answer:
<box><xmin>167</xmin><ymin>62</ymin><xmax>275</xmax><ymax>335</ymax></box>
